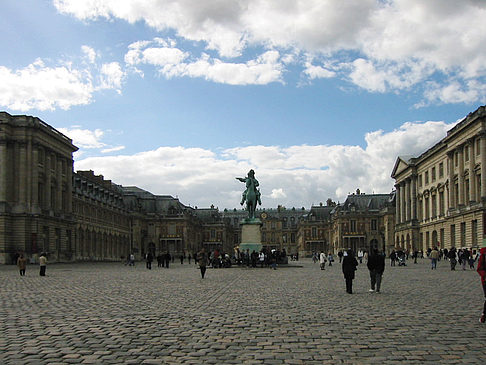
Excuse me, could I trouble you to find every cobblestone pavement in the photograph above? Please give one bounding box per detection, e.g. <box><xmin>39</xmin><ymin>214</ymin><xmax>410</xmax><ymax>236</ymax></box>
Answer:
<box><xmin>1</xmin><ymin>258</ymin><xmax>485</xmax><ymax>364</ymax></box>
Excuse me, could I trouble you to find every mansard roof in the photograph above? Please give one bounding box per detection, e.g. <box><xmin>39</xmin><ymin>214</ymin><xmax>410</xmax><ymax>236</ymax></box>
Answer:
<box><xmin>337</xmin><ymin>193</ymin><xmax>392</xmax><ymax>213</ymax></box>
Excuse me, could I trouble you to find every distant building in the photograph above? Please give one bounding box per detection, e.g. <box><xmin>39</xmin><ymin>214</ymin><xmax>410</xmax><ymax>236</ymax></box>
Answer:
<box><xmin>330</xmin><ymin>190</ymin><xmax>395</xmax><ymax>254</ymax></box>
<box><xmin>1</xmin><ymin>111</ymin><xmax>398</xmax><ymax>264</ymax></box>
<box><xmin>392</xmin><ymin>105</ymin><xmax>486</xmax><ymax>252</ymax></box>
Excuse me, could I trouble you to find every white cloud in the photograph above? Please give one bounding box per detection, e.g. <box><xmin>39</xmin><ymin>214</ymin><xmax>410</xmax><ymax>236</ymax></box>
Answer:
<box><xmin>73</xmin><ymin>118</ymin><xmax>455</xmax><ymax>209</ymax></box>
<box><xmin>57</xmin><ymin>127</ymin><xmax>105</xmax><ymax>149</ymax></box>
<box><xmin>125</xmin><ymin>40</ymin><xmax>283</xmax><ymax>85</ymax></box>
<box><xmin>98</xmin><ymin>62</ymin><xmax>125</xmax><ymax>92</ymax></box>
<box><xmin>54</xmin><ymin>0</ymin><xmax>486</xmax><ymax>105</ymax></box>
<box><xmin>270</xmin><ymin>188</ymin><xmax>287</xmax><ymax>199</ymax></box>
<box><xmin>101</xmin><ymin>146</ymin><xmax>125</xmax><ymax>153</ymax></box>
<box><xmin>81</xmin><ymin>45</ymin><xmax>97</xmax><ymax>63</ymax></box>
<box><xmin>303</xmin><ymin>62</ymin><xmax>336</xmax><ymax>80</ymax></box>
<box><xmin>0</xmin><ymin>47</ymin><xmax>126</xmax><ymax>112</ymax></box>
<box><xmin>0</xmin><ymin>59</ymin><xmax>93</xmax><ymax>111</ymax></box>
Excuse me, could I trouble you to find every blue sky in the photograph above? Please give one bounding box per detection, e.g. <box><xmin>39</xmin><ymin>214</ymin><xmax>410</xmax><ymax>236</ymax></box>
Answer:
<box><xmin>1</xmin><ymin>0</ymin><xmax>485</xmax><ymax>209</ymax></box>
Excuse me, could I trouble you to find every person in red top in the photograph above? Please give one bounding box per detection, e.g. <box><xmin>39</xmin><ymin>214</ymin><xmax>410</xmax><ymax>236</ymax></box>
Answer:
<box><xmin>477</xmin><ymin>240</ymin><xmax>486</xmax><ymax>323</ymax></box>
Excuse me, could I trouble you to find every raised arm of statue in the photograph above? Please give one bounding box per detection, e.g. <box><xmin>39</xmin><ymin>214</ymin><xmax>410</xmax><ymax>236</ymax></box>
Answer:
<box><xmin>236</xmin><ymin>177</ymin><xmax>246</xmax><ymax>183</ymax></box>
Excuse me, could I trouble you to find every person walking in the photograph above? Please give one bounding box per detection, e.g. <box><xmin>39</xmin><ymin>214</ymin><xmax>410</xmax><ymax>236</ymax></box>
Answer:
<box><xmin>477</xmin><ymin>241</ymin><xmax>486</xmax><ymax>323</ymax></box>
<box><xmin>367</xmin><ymin>249</ymin><xmax>385</xmax><ymax>293</ymax></box>
<box><xmin>390</xmin><ymin>250</ymin><xmax>397</xmax><ymax>266</ymax></box>
<box><xmin>328</xmin><ymin>253</ymin><xmax>334</xmax><ymax>267</ymax></box>
<box><xmin>39</xmin><ymin>253</ymin><xmax>47</xmax><ymax>276</ymax></box>
<box><xmin>319</xmin><ymin>251</ymin><xmax>327</xmax><ymax>270</ymax></box>
<box><xmin>448</xmin><ymin>247</ymin><xmax>457</xmax><ymax>270</ymax></box>
<box><xmin>430</xmin><ymin>247</ymin><xmax>439</xmax><ymax>269</ymax></box>
<box><xmin>259</xmin><ymin>251</ymin><xmax>265</xmax><ymax>268</ymax></box>
<box><xmin>146</xmin><ymin>252</ymin><xmax>153</xmax><ymax>270</ymax></box>
<box><xmin>17</xmin><ymin>254</ymin><xmax>27</xmax><ymax>276</ymax></box>
<box><xmin>164</xmin><ymin>252</ymin><xmax>171</xmax><ymax>268</ymax></box>
<box><xmin>338</xmin><ymin>250</ymin><xmax>343</xmax><ymax>263</ymax></box>
<box><xmin>197</xmin><ymin>248</ymin><xmax>208</xmax><ymax>279</ymax></box>
<box><xmin>342</xmin><ymin>249</ymin><xmax>358</xmax><ymax>294</ymax></box>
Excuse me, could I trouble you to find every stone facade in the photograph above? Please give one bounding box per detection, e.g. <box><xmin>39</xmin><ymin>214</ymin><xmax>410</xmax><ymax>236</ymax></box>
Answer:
<box><xmin>1</xmin><ymin>111</ymin><xmax>397</xmax><ymax>264</ymax></box>
<box><xmin>392</xmin><ymin>105</ymin><xmax>486</xmax><ymax>251</ymax></box>
<box><xmin>0</xmin><ymin>112</ymin><xmax>78</xmax><ymax>264</ymax></box>
<box><xmin>73</xmin><ymin>170</ymin><xmax>130</xmax><ymax>261</ymax></box>
<box><xmin>329</xmin><ymin>191</ymin><xmax>395</xmax><ymax>255</ymax></box>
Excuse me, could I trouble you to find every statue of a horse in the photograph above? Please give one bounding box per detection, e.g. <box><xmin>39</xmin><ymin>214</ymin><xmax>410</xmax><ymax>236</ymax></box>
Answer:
<box><xmin>243</xmin><ymin>177</ymin><xmax>258</xmax><ymax>219</ymax></box>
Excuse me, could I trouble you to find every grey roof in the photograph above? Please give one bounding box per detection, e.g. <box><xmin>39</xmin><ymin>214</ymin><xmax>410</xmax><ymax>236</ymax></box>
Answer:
<box><xmin>340</xmin><ymin>193</ymin><xmax>392</xmax><ymax>212</ymax></box>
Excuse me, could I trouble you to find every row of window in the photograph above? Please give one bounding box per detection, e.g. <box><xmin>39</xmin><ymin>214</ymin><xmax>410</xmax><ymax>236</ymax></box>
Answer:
<box><xmin>418</xmin><ymin>139</ymin><xmax>481</xmax><ymax>188</ymax></box>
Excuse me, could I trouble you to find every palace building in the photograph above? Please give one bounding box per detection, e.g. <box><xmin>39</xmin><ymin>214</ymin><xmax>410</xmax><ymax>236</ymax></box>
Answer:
<box><xmin>392</xmin><ymin>105</ymin><xmax>486</xmax><ymax>252</ymax></box>
<box><xmin>1</xmin><ymin>110</ymin><xmax>410</xmax><ymax>264</ymax></box>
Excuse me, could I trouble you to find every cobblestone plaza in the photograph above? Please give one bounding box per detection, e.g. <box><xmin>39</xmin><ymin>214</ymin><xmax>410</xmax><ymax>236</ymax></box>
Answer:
<box><xmin>1</xmin><ymin>259</ymin><xmax>485</xmax><ymax>364</ymax></box>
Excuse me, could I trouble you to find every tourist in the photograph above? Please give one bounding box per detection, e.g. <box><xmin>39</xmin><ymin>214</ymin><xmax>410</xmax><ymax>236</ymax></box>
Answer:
<box><xmin>146</xmin><ymin>252</ymin><xmax>153</xmax><ymax>270</ymax></box>
<box><xmin>164</xmin><ymin>252</ymin><xmax>171</xmax><ymax>268</ymax></box>
<box><xmin>319</xmin><ymin>251</ymin><xmax>327</xmax><ymax>270</ymax></box>
<box><xmin>357</xmin><ymin>250</ymin><xmax>364</xmax><ymax>264</ymax></box>
<box><xmin>468</xmin><ymin>249</ymin><xmax>476</xmax><ymax>269</ymax></box>
<box><xmin>129</xmin><ymin>253</ymin><xmax>135</xmax><ymax>266</ymax></box>
<box><xmin>39</xmin><ymin>253</ymin><xmax>47</xmax><ymax>276</ymax></box>
<box><xmin>448</xmin><ymin>248</ymin><xmax>457</xmax><ymax>270</ymax></box>
<box><xmin>328</xmin><ymin>252</ymin><xmax>334</xmax><ymax>267</ymax></box>
<box><xmin>259</xmin><ymin>251</ymin><xmax>265</xmax><ymax>268</ymax></box>
<box><xmin>197</xmin><ymin>248</ymin><xmax>208</xmax><ymax>279</ymax></box>
<box><xmin>477</xmin><ymin>241</ymin><xmax>486</xmax><ymax>323</ymax></box>
<box><xmin>338</xmin><ymin>250</ymin><xmax>343</xmax><ymax>263</ymax></box>
<box><xmin>180</xmin><ymin>254</ymin><xmax>184</xmax><ymax>264</ymax></box>
<box><xmin>342</xmin><ymin>249</ymin><xmax>358</xmax><ymax>294</ymax></box>
<box><xmin>460</xmin><ymin>249</ymin><xmax>469</xmax><ymax>271</ymax></box>
<box><xmin>17</xmin><ymin>254</ymin><xmax>27</xmax><ymax>276</ymax></box>
<box><xmin>430</xmin><ymin>247</ymin><xmax>439</xmax><ymax>269</ymax></box>
<box><xmin>188</xmin><ymin>253</ymin><xmax>191</xmax><ymax>264</ymax></box>
<box><xmin>157</xmin><ymin>253</ymin><xmax>163</xmax><ymax>267</ymax></box>
<box><xmin>390</xmin><ymin>250</ymin><xmax>396</xmax><ymax>266</ymax></box>
<box><xmin>367</xmin><ymin>249</ymin><xmax>385</xmax><ymax>293</ymax></box>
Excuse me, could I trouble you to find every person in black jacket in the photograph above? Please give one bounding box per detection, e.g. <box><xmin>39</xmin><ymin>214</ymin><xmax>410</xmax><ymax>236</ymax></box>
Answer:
<box><xmin>367</xmin><ymin>249</ymin><xmax>385</xmax><ymax>293</ymax></box>
<box><xmin>342</xmin><ymin>249</ymin><xmax>358</xmax><ymax>294</ymax></box>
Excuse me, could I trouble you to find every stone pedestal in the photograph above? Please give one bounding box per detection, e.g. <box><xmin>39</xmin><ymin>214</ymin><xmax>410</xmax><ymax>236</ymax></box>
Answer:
<box><xmin>239</xmin><ymin>218</ymin><xmax>262</xmax><ymax>253</ymax></box>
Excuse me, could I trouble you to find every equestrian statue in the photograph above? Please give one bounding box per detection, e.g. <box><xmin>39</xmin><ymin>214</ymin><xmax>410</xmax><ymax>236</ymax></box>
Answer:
<box><xmin>236</xmin><ymin>169</ymin><xmax>262</xmax><ymax>220</ymax></box>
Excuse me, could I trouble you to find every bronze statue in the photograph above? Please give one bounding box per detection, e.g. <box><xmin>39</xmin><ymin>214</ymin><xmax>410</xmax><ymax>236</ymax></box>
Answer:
<box><xmin>236</xmin><ymin>169</ymin><xmax>262</xmax><ymax>219</ymax></box>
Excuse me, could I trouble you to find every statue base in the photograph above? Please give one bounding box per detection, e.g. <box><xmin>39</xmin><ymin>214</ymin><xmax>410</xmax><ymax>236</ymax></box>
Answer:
<box><xmin>240</xmin><ymin>218</ymin><xmax>262</xmax><ymax>253</ymax></box>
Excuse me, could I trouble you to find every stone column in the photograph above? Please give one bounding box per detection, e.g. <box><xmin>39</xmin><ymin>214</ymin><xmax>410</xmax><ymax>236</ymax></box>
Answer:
<box><xmin>469</xmin><ymin>140</ymin><xmax>476</xmax><ymax>202</ymax></box>
<box><xmin>401</xmin><ymin>183</ymin><xmax>406</xmax><ymax>223</ymax></box>
<box><xmin>411</xmin><ymin>176</ymin><xmax>417</xmax><ymax>220</ymax></box>
<box><xmin>395</xmin><ymin>184</ymin><xmax>400</xmax><ymax>224</ymax></box>
<box><xmin>458</xmin><ymin>147</ymin><xmax>464</xmax><ymax>205</ymax></box>
<box><xmin>32</xmin><ymin>145</ymin><xmax>39</xmax><ymax>209</ymax></box>
<box><xmin>481</xmin><ymin>135</ymin><xmax>486</xmax><ymax>199</ymax></box>
<box><xmin>67</xmin><ymin>159</ymin><xmax>73</xmax><ymax>213</ymax></box>
<box><xmin>0</xmin><ymin>141</ymin><xmax>7</xmax><ymax>202</ymax></box>
<box><xmin>448</xmin><ymin>153</ymin><xmax>455</xmax><ymax>208</ymax></box>
<box><xmin>45</xmin><ymin>152</ymin><xmax>52</xmax><ymax>209</ymax></box>
<box><xmin>405</xmin><ymin>179</ymin><xmax>411</xmax><ymax>221</ymax></box>
<box><xmin>18</xmin><ymin>142</ymin><xmax>27</xmax><ymax>209</ymax></box>
<box><xmin>57</xmin><ymin>157</ymin><xmax>62</xmax><ymax>211</ymax></box>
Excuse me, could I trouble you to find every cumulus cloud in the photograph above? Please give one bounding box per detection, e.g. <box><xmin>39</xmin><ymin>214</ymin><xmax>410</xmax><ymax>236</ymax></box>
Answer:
<box><xmin>125</xmin><ymin>39</ymin><xmax>283</xmax><ymax>85</ymax></box>
<box><xmin>54</xmin><ymin>0</ymin><xmax>486</xmax><ymax>104</ymax></box>
<box><xmin>57</xmin><ymin>127</ymin><xmax>105</xmax><ymax>149</ymax></box>
<box><xmin>0</xmin><ymin>59</ymin><xmax>93</xmax><ymax>111</ymax></box>
<box><xmin>0</xmin><ymin>47</ymin><xmax>126</xmax><ymax>112</ymax></box>
<box><xmin>72</xmin><ymin>118</ymin><xmax>455</xmax><ymax>209</ymax></box>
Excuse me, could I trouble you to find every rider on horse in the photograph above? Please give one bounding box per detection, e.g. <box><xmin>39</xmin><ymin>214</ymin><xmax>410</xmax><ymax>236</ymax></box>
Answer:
<box><xmin>236</xmin><ymin>169</ymin><xmax>262</xmax><ymax>206</ymax></box>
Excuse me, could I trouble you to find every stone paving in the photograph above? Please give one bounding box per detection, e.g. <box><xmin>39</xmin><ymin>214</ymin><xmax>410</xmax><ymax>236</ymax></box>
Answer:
<box><xmin>1</xmin><ymin>257</ymin><xmax>485</xmax><ymax>364</ymax></box>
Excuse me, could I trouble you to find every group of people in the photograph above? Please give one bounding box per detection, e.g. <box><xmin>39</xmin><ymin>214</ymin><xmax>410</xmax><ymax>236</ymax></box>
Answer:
<box><xmin>337</xmin><ymin>249</ymin><xmax>385</xmax><ymax>294</ymax></box>
<box><xmin>15</xmin><ymin>252</ymin><xmax>47</xmax><ymax>276</ymax></box>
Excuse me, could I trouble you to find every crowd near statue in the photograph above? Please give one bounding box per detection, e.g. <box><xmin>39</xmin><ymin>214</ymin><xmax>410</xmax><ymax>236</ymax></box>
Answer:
<box><xmin>236</xmin><ymin>169</ymin><xmax>262</xmax><ymax>219</ymax></box>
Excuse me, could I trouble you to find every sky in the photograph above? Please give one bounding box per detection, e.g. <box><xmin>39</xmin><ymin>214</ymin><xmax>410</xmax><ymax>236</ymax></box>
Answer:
<box><xmin>1</xmin><ymin>0</ymin><xmax>486</xmax><ymax>210</ymax></box>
